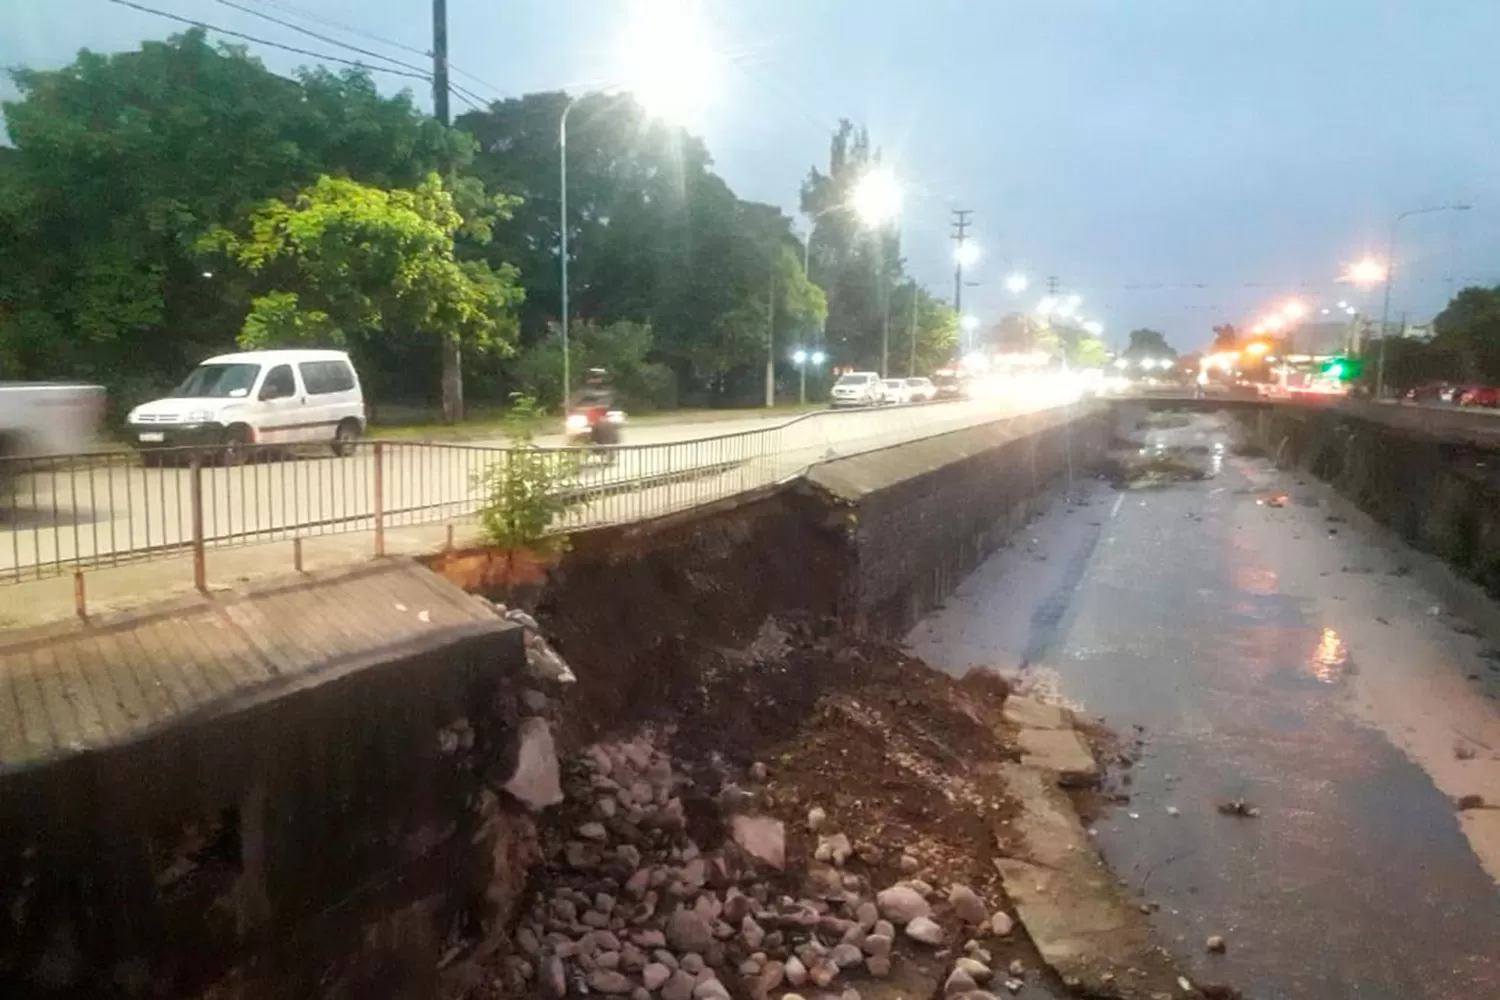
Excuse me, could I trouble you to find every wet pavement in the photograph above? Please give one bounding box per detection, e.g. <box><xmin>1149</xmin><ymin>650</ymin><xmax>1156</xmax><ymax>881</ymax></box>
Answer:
<box><xmin>909</xmin><ymin>412</ymin><xmax>1500</xmax><ymax>1000</ymax></box>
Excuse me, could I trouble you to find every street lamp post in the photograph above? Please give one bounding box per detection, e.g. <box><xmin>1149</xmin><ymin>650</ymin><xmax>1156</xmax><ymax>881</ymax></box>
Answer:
<box><xmin>1375</xmin><ymin>203</ymin><xmax>1471</xmax><ymax>398</ymax></box>
<box><xmin>791</xmin><ymin>349</ymin><xmax>825</xmax><ymax>405</ymax></box>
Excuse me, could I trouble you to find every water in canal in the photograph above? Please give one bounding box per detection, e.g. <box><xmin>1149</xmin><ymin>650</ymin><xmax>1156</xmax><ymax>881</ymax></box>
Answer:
<box><xmin>909</xmin><ymin>411</ymin><xmax>1500</xmax><ymax>1000</ymax></box>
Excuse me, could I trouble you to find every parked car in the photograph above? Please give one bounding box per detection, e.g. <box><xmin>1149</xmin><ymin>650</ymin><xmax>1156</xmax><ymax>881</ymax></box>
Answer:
<box><xmin>932</xmin><ymin>369</ymin><xmax>967</xmax><ymax>400</ymax></box>
<box><xmin>905</xmin><ymin>377</ymin><xmax>937</xmax><ymax>402</ymax></box>
<box><xmin>881</xmin><ymin>379</ymin><xmax>913</xmax><ymax>405</ymax></box>
<box><xmin>1460</xmin><ymin>386</ymin><xmax>1500</xmax><ymax>408</ymax></box>
<box><xmin>127</xmin><ymin>349</ymin><xmax>366</xmax><ymax>463</ymax></box>
<box><xmin>829</xmin><ymin>371</ymin><xmax>884</xmax><ymax>408</ymax></box>
<box><xmin>1</xmin><ymin>381</ymin><xmax>106</xmax><ymax>498</ymax></box>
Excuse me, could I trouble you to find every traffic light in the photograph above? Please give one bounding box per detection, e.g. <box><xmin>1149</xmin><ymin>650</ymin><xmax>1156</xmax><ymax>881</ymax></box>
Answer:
<box><xmin>1321</xmin><ymin>356</ymin><xmax>1360</xmax><ymax>381</ymax></box>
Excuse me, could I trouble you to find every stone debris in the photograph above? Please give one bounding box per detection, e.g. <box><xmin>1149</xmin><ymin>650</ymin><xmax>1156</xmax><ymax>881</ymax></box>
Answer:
<box><xmin>989</xmin><ymin>911</ymin><xmax>1014</xmax><ymax>937</ymax></box>
<box><xmin>1206</xmin><ymin>935</ymin><xmax>1227</xmax><ymax>954</ymax></box>
<box><xmin>1456</xmin><ymin>793</ymin><xmax>1488</xmax><ymax>811</ymax></box>
<box><xmin>904</xmin><ymin>915</ymin><xmax>944</xmax><ymax>946</ymax></box>
<box><xmin>1216</xmin><ymin>798</ymin><xmax>1261</xmax><ymax>818</ymax></box>
<box><xmin>947</xmin><ymin>883</ymin><xmax>988</xmax><ymax>926</ymax></box>
<box><xmin>875</xmin><ymin>884</ymin><xmax>931</xmax><ymax>924</ymax></box>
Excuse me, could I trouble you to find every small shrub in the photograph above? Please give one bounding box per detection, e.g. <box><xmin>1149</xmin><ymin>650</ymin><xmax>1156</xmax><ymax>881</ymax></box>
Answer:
<box><xmin>472</xmin><ymin>394</ymin><xmax>583</xmax><ymax>555</ymax></box>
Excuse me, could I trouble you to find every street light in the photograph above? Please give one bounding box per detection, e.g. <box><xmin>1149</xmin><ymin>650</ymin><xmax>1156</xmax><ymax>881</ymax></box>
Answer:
<box><xmin>559</xmin><ymin>0</ymin><xmax>721</xmax><ymax>408</ymax></box>
<box><xmin>1005</xmin><ymin>273</ymin><xmax>1029</xmax><ymax>295</ymax></box>
<box><xmin>1376</xmin><ymin>202</ymin><xmax>1471</xmax><ymax>397</ymax></box>
<box><xmin>849</xmin><ymin>167</ymin><xmax>903</xmax><ymax>227</ymax></box>
<box><xmin>954</xmin><ymin>242</ymin><xmax>981</xmax><ymax>269</ymax></box>
<box><xmin>1344</xmin><ymin>256</ymin><xmax>1388</xmax><ymax>286</ymax></box>
<box><xmin>791</xmin><ymin>348</ymin><xmax>826</xmax><ymax>404</ymax></box>
<box><xmin>1282</xmin><ymin>300</ymin><xmax>1308</xmax><ymax>321</ymax></box>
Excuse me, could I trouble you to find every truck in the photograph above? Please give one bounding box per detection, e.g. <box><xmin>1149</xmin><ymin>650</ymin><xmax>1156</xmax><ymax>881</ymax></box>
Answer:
<box><xmin>0</xmin><ymin>382</ymin><xmax>107</xmax><ymax>498</ymax></box>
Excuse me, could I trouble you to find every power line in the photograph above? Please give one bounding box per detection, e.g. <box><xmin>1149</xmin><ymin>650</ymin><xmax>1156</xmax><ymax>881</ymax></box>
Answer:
<box><xmin>105</xmin><ymin>0</ymin><xmax>431</xmax><ymax>82</ymax></box>
<box><xmin>239</xmin><ymin>0</ymin><xmax>430</xmax><ymax>59</ymax></box>
<box><xmin>214</xmin><ymin>0</ymin><xmax>432</xmax><ymax>78</ymax></box>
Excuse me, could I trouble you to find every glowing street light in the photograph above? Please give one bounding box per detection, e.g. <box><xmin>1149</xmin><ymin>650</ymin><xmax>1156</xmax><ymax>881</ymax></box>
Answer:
<box><xmin>960</xmin><ymin>314</ymin><xmax>980</xmax><ymax>332</ymax></box>
<box><xmin>1005</xmin><ymin>273</ymin><xmax>1029</xmax><ymax>294</ymax></box>
<box><xmin>790</xmin><ymin>347</ymin><xmax>826</xmax><ymax>404</ymax></box>
<box><xmin>1282</xmin><ymin>300</ymin><xmax>1308</xmax><ymax>321</ymax></box>
<box><xmin>1245</xmin><ymin>341</ymin><xmax>1270</xmax><ymax>356</ymax></box>
<box><xmin>1344</xmin><ymin>256</ymin><xmax>1388</xmax><ymax>286</ymax></box>
<box><xmin>954</xmin><ymin>242</ymin><xmax>981</xmax><ymax>268</ymax></box>
<box><xmin>849</xmin><ymin>167</ymin><xmax>903</xmax><ymax>227</ymax></box>
<box><xmin>1262</xmin><ymin>314</ymin><xmax>1286</xmax><ymax>333</ymax></box>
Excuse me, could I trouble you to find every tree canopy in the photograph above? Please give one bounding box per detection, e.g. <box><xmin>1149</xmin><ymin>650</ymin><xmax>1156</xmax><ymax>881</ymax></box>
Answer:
<box><xmin>1124</xmin><ymin>328</ymin><xmax>1177</xmax><ymax>361</ymax></box>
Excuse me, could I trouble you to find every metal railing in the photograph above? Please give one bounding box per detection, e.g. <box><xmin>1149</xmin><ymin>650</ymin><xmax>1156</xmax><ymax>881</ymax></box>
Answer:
<box><xmin>0</xmin><ymin>396</ymin><xmax>1073</xmax><ymax>593</ymax></box>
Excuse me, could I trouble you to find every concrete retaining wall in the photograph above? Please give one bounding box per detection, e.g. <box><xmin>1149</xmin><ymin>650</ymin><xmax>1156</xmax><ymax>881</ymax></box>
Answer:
<box><xmin>806</xmin><ymin>403</ymin><xmax>1110</xmax><ymax>637</ymax></box>
<box><xmin>0</xmin><ymin>613</ymin><xmax>535</xmax><ymax>999</ymax></box>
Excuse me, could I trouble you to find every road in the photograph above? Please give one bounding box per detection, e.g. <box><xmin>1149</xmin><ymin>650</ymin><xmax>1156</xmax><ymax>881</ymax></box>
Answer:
<box><xmin>909</xmin><ymin>411</ymin><xmax>1500</xmax><ymax>999</ymax></box>
<box><xmin>2</xmin><ymin>390</ymin><xmax>1073</xmax><ymax>580</ymax></box>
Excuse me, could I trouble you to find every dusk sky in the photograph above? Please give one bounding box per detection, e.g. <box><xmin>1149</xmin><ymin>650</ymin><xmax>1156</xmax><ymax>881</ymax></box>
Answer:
<box><xmin>7</xmin><ymin>1</ymin><xmax>1499</xmax><ymax>351</ymax></box>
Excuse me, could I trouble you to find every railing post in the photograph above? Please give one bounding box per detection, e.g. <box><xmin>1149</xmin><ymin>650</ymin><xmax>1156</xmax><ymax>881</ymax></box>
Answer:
<box><xmin>190</xmin><ymin>457</ymin><xmax>206</xmax><ymax>593</ymax></box>
<box><xmin>373</xmin><ymin>441</ymin><xmax>386</xmax><ymax>557</ymax></box>
<box><xmin>74</xmin><ymin>570</ymin><xmax>87</xmax><ymax>620</ymax></box>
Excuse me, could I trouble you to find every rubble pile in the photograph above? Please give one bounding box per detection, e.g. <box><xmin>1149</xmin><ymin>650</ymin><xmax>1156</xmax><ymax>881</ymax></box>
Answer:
<box><xmin>500</xmin><ymin>726</ymin><xmax>1024</xmax><ymax>1000</ymax></box>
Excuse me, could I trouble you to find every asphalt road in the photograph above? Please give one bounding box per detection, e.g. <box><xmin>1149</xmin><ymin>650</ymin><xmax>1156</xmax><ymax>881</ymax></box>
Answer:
<box><xmin>2</xmin><ymin>391</ymin><xmax>1070</xmax><ymax>578</ymax></box>
<box><xmin>909</xmin><ymin>412</ymin><xmax>1500</xmax><ymax>999</ymax></box>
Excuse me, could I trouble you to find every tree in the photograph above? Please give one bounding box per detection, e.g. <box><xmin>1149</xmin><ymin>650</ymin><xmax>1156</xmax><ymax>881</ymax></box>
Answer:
<box><xmin>1211</xmin><ymin>324</ymin><xmax>1239</xmax><ymax>352</ymax></box>
<box><xmin>0</xmin><ymin>30</ymin><xmax>468</xmax><ymax>411</ymax></box>
<box><xmin>1433</xmin><ymin>285</ymin><xmax>1500</xmax><ymax>381</ymax></box>
<box><xmin>513</xmin><ymin>319</ymin><xmax>676</xmax><ymax>411</ymax></box>
<box><xmin>1125</xmin><ymin>328</ymin><xmax>1177</xmax><ymax>360</ymax></box>
<box><xmin>201</xmin><ymin>174</ymin><xmax>523</xmax><ymax>398</ymax></box>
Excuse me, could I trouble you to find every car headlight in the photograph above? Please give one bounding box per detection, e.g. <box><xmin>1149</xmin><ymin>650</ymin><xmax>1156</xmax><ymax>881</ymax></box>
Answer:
<box><xmin>188</xmin><ymin>410</ymin><xmax>214</xmax><ymax>423</ymax></box>
<box><xmin>565</xmin><ymin>414</ymin><xmax>590</xmax><ymax>432</ymax></box>
<box><xmin>606</xmin><ymin>410</ymin><xmax>626</xmax><ymax>424</ymax></box>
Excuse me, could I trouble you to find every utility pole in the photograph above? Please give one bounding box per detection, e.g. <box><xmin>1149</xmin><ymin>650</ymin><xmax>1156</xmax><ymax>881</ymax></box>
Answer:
<box><xmin>765</xmin><ymin>273</ymin><xmax>776</xmax><ymax>408</ymax></box>
<box><xmin>433</xmin><ymin>0</ymin><xmax>462</xmax><ymax>423</ymax></box>
<box><xmin>908</xmin><ymin>283</ymin><xmax>919</xmax><ymax>376</ymax></box>
<box><xmin>951</xmin><ymin>209</ymin><xmax>973</xmax><ymax>350</ymax></box>
<box><xmin>1046</xmin><ymin>275</ymin><xmax>1060</xmax><ymax>298</ymax></box>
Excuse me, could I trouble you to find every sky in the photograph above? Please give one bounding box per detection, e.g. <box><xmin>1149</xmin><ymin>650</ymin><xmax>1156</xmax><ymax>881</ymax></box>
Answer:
<box><xmin>5</xmin><ymin>0</ymin><xmax>1500</xmax><ymax>352</ymax></box>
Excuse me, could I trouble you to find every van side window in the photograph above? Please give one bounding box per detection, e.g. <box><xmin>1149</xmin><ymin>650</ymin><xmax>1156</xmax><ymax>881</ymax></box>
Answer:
<box><xmin>259</xmin><ymin>365</ymin><xmax>297</xmax><ymax>401</ymax></box>
<box><xmin>299</xmin><ymin>360</ymin><xmax>355</xmax><ymax>395</ymax></box>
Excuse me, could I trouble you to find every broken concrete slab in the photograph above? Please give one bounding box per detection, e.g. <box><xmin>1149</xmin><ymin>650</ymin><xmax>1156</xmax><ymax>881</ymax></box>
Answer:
<box><xmin>1015</xmin><ymin>727</ymin><xmax>1099</xmax><ymax>787</ymax></box>
<box><xmin>1002</xmin><ymin>696</ymin><xmax>1069</xmax><ymax>731</ymax></box>
<box><xmin>993</xmin><ymin>764</ymin><xmax>1181</xmax><ymax>998</ymax></box>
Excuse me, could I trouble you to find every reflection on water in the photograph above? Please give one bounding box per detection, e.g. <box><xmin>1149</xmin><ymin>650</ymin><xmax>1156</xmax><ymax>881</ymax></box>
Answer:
<box><xmin>1310</xmin><ymin>627</ymin><xmax>1351</xmax><ymax>682</ymax></box>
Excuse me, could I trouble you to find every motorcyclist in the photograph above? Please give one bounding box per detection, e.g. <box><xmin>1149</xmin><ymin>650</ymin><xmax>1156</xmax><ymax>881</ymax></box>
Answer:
<box><xmin>569</xmin><ymin>368</ymin><xmax>615</xmax><ymax>411</ymax></box>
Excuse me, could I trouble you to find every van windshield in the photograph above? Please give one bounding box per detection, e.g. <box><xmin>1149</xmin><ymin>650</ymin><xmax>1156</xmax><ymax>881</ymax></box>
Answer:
<box><xmin>836</xmin><ymin>373</ymin><xmax>872</xmax><ymax>386</ymax></box>
<box><xmin>169</xmin><ymin>363</ymin><xmax>261</xmax><ymax>399</ymax></box>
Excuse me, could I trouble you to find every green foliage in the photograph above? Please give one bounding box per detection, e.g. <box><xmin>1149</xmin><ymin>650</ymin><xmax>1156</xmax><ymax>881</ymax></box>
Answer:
<box><xmin>1433</xmin><ymin>285</ymin><xmax>1500</xmax><ymax>380</ymax></box>
<box><xmin>473</xmin><ymin>393</ymin><xmax>583</xmax><ymax>554</ymax></box>
<box><xmin>515</xmin><ymin>319</ymin><xmax>677</xmax><ymax>411</ymax></box>
<box><xmin>1124</xmin><ymin>328</ymin><xmax>1176</xmax><ymax>360</ymax></box>
<box><xmin>203</xmin><ymin>173</ymin><xmax>523</xmax><ymax>369</ymax></box>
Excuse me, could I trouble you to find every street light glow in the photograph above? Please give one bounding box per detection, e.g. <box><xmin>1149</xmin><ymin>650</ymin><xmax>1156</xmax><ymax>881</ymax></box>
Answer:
<box><xmin>960</xmin><ymin>314</ymin><xmax>980</xmax><ymax>332</ymax></box>
<box><xmin>1246</xmin><ymin>341</ymin><xmax>1269</xmax><ymax>356</ymax></box>
<box><xmin>1282</xmin><ymin>300</ymin><xmax>1308</xmax><ymax>321</ymax></box>
<box><xmin>1345</xmin><ymin>256</ymin><xmax>1388</xmax><ymax>286</ymax></box>
<box><xmin>616</xmin><ymin>0</ymin><xmax>722</xmax><ymax>126</ymax></box>
<box><xmin>812</xmin><ymin>351</ymin><xmax>826</xmax><ymax>365</ymax></box>
<box><xmin>1005</xmin><ymin>273</ymin><xmax>1029</xmax><ymax>294</ymax></box>
<box><xmin>1262</xmin><ymin>314</ymin><xmax>1286</xmax><ymax>332</ymax></box>
<box><xmin>792</xmin><ymin>349</ymin><xmax>808</xmax><ymax>364</ymax></box>
<box><xmin>849</xmin><ymin>167</ymin><xmax>902</xmax><ymax>226</ymax></box>
<box><xmin>954</xmin><ymin>242</ymin><xmax>981</xmax><ymax>268</ymax></box>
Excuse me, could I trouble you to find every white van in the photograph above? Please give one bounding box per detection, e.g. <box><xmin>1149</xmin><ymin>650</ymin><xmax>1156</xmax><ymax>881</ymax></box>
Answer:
<box><xmin>127</xmin><ymin>349</ymin><xmax>366</xmax><ymax>461</ymax></box>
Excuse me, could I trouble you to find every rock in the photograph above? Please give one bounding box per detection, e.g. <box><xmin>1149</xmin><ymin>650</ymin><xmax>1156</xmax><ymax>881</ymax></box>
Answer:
<box><xmin>873</xmin><ymin>919</ymin><xmax>895</xmax><ymax>939</ymax></box>
<box><xmin>831</xmin><ymin>943</ymin><xmax>864</xmax><ymax>968</ymax></box>
<box><xmin>525</xmin><ymin>640</ymin><xmax>576</xmax><ymax>684</ymax></box>
<box><xmin>643</xmin><ymin>963</ymin><xmax>672</xmax><ymax>990</ymax></box>
<box><xmin>503</xmin><ymin>718</ymin><xmax>564</xmax><ymax>810</ymax></box>
<box><xmin>855</xmin><ymin>901</ymin><xmax>878</xmax><ymax>929</ymax></box>
<box><xmin>1456</xmin><ymin>793</ymin><xmax>1487</xmax><ymax>811</ymax></box>
<box><xmin>731</xmin><ymin>815</ymin><xmax>786</xmax><ymax>870</ymax></box>
<box><xmin>1217</xmin><ymin>799</ymin><xmax>1260</xmax><ymax>818</ymax></box>
<box><xmin>578</xmin><ymin>821</ymin><xmax>609</xmax><ymax>842</ymax></box>
<box><xmin>815</xmin><ymin>833</ymin><xmax>854</xmax><ymax>866</ymax></box>
<box><xmin>877</xmin><ymin>885</ymin><xmax>932</xmax><ymax>924</ymax></box>
<box><xmin>596</xmin><ymin>893</ymin><xmax>618</xmax><ymax>916</ymax></box>
<box><xmin>1166</xmin><ymin>805</ymin><xmax>1181</xmax><ymax>817</ymax></box>
<box><xmin>754</xmin><ymin>960</ymin><xmax>785</xmax><ymax>996</ymax></box>
<box><xmin>692</xmin><ymin>977</ymin><xmax>730</xmax><ymax>999</ymax></box>
<box><xmin>540</xmin><ymin>956</ymin><xmax>566</xmax><ymax>998</ymax></box>
<box><xmin>625</xmin><ymin>868</ymin><xmax>652</xmax><ymax>899</ymax></box>
<box><xmin>1004</xmin><ymin>979</ymin><xmax>1025</xmax><ymax>995</ymax></box>
<box><xmin>1007</xmin><ymin>960</ymin><xmax>1024</xmax><ymax>978</ymax></box>
<box><xmin>632</xmin><ymin>929</ymin><xmax>666</xmax><ymax>949</ymax></box>
<box><xmin>898</xmin><ymin>853</ymin><xmax>920</xmax><ymax>874</ymax></box>
<box><xmin>861</xmin><ymin>933</ymin><xmax>892</xmax><ymax>957</ymax></box>
<box><xmin>784</xmin><ymin>955</ymin><xmax>808</xmax><ymax>986</ymax></box>
<box><xmin>946</xmin><ymin>967</ymin><xmax>978</xmax><ymax>995</ymax></box>
<box><xmin>865</xmin><ymin>955</ymin><xmax>891</xmax><ymax>978</ymax></box>
<box><xmin>809</xmin><ymin>959</ymin><xmax>839</xmax><ymax>988</ymax></box>
<box><xmin>653</xmin><ymin>950</ymin><xmax>679</xmax><ymax>970</ymax></box>
<box><xmin>588</xmin><ymin>969</ymin><xmax>634</xmax><ymax>994</ymax></box>
<box><xmin>632</xmin><ymin>990</ymin><xmax>651</xmax><ymax>1000</ymax></box>
<box><xmin>947</xmin><ymin>884</ymin><xmax>988</xmax><ymax>925</ymax></box>
<box><xmin>515</xmin><ymin>926</ymin><xmax>541</xmax><ymax>956</ymax></box>
<box><xmin>954</xmin><ymin>957</ymin><xmax>992</xmax><ymax>981</ymax></box>
<box><xmin>741</xmin><ymin>915</ymin><xmax>766</xmax><ymax>950</ymax></box>
<box><xmin>807</xmin><ymin>806</ymin><xmax>828</xmax><ymax>831</ymax></box>
<box><xmin>749</xmin><ymin>761</ymin><xmax>769</xmax><ymax>782</ymax></box>
<box><xmin>1207</xmin><ymin>935</ymin><xmax>1227</xmax><ymax>953</ymax></box>
<box><xmin>661</xmin><ymin>970</ymin><xmax>696</xmax><ymax>1000</ymax></box>
<box><xmin>680</xmin><ymin>953</ymin><xmax>705</xmax><ymax>974</ymax></box>
<box><xmin>666</xmin><ymin>911</ymin><xmax>715</xmax><ymax>954</ymax></box>
<box><xmin>905</xmin><ymin>915</ymin><xmax>944</xmax><ymax>946</ymax></box>
<box><xmin>990</xmin><ymin>912</ymin><xmax>1014</xmax><ymax>937</ymax></box>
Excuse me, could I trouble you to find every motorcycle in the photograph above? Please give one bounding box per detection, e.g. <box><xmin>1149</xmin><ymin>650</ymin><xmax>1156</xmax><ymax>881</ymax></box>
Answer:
<box><xmin>564</xmin><ymin>405</ymin><xmax>625</xmax><ymax>462</ymax></box>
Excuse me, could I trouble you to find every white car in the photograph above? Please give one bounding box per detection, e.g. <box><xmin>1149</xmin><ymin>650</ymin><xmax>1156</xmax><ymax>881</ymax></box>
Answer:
<box><xmin>881</xmin><ymin>379</ymin><xmax>913</xmax><ymax>405</ymax></box>
<box><xmin>829</xmin><ymin>371</ymin><xmax>884</xmax><ymax>408</ymax></box>
<box><xmin>1</xmin><ymin>381</ymin><xmax>106</xmax><ymax>497</ymax></box>
<box><xmin>905</xmin><ymin>377</ymin><xmax>937</xmax><ymax>402</ymax></box>
<box><xmin>127</xmin><ymin>349</ymin><xmax>366</xmax><ymax>463</ymax></box>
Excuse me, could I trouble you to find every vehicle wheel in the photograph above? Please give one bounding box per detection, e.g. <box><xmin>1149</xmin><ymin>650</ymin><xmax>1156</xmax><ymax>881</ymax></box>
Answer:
<box><xmin>219</xmin><ymin>425</ymin><xmax>253</xmax><ymax>467</ymax></box>
<box><xmin>332</xmin><ymin>419</ymin><xmax>361</xmax><ymax>457</ymax></box>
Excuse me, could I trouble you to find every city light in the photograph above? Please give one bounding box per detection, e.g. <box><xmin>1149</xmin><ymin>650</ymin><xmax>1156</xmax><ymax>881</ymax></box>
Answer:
<box><xmin>1005</xmin><ymin>273</ymin><xmax>1029</xmax><ymax>294</ymax></box>
<box><xmin>1344</xmin><ymin>305</ymin><xmax>1358</xmax><ymax>315</ymax></box>
<box><xmin>849</xmin><ymin>167</ymin><xmax>902</xmax><ymax>226</ymax></box>
<box><xmin>1262</xmin><ymin>314</ymin><xmax>1286</xmax><ymax>332</ymax></box>
<box><xmin>1282</xmin><ymin>300</ymin><xmax>1308</xmax><ymax>321</ymax></box>
<box><xmin>954</xmin><ymin>243</ymin><xmax>981</xmax><ymax>268</ymax></box>
<box><xmin>616</xmin><ymin>0</ymin><xmax>723</xmax><ymax>126</ymax></box>
<box><xmin>1336</xmin><ymin>300</ymin><xmax>1349</xmax><ymax>309</ymax></box>
<box><xmin>1246</xmin><ymin>341</ymin><xmax>1270</xmax><ymax>356</ymax></box>
<box><xmin>792</xmin><ymin>349</ymin><xmax>807</xmax><ymax>364</ymax></box>
<box><xmin>1345</xmin><ymin>256</ymin><xmax>1388</xmax><ymax>286</ymax></box>
<box><xmin>960</xmin><ymin>314</ymin><xmax>980</xmax><ymax>332</ymax></box>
